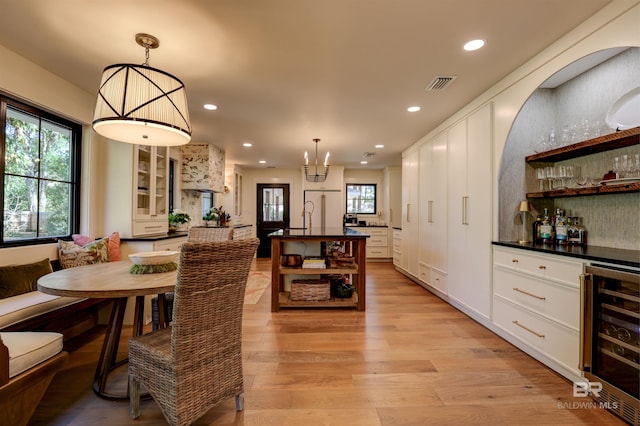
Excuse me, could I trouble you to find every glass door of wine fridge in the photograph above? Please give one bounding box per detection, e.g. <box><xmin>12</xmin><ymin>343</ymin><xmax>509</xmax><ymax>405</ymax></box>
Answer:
<box><xmin>581</xmin><ymin>264</ymin><xmax>639</xmax><ymax>425</ymax></box>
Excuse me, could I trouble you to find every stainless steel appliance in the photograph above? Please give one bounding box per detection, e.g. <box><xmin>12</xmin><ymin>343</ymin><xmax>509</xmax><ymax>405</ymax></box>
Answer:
<box><xmin>344</xmin><ymin>213</ymin><xmax>358</xmax><ymax>226</ymax></box>
<box><xmin>303</xmin><ymin>190</ymin><xmax>343</xmax><ymax>230</ymax></box>
<box><xmin>581</xmin><ymin>264</ymin><xmax>639</xmax><ymax>425</ymax></box>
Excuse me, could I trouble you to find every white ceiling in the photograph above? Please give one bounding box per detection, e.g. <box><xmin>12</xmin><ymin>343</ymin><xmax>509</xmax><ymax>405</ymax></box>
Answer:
<box><xmin>0</xmin><ymin>0</ymin><xmax>613</xmax><ymax>169</ymax></box>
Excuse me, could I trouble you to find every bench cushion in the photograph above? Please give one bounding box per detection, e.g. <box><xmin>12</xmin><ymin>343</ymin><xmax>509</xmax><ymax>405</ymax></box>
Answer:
<box><xmin>0</xmin><ymin>331</ymin><xmax>63</xmax><ymax>378</ymax></box>
<box><xmin>0</xmin><ymin>292</ymin><xmax>85</xmax><ymax>329</ymax></box>
<box><xmin>0</xmin><ymin>259</ymin><xmax>52</xmax><ymax>299</ymax></box>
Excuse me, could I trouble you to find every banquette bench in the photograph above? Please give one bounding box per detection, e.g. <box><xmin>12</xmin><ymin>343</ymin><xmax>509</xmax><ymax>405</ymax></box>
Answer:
<box><xmin>0</xmin><ymin>258</ymin><xmax>108</xmax><ymax>341</ymax></box>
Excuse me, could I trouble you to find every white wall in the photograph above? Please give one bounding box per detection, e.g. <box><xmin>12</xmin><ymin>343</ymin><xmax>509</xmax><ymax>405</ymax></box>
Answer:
<box><xmin>344</xmin><ymin>168</ymin><xmax>385</xmax><ymax>224</ymax></box>
<box><xmin>241</xmin><ymin>168</ymin><xmax>303</xmax><ymax>228</ymax></box>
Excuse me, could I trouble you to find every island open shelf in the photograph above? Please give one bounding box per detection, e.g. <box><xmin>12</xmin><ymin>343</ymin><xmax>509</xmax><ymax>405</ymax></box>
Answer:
<box><xmin>269</xmin><ymin>227</ymin><xmax>369</xmax><ymax>311</ymax></box>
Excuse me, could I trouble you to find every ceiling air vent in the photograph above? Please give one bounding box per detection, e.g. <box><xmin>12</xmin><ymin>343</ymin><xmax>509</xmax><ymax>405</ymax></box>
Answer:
<box><xmin>426</xmin><ymin>76</ymin><xmax>457</xmax><ymax>91</ymax></box>
<box><xmin>362</xmin><ymin>152</ymin><xmax>376</xmax><ymax>159</ymax></box>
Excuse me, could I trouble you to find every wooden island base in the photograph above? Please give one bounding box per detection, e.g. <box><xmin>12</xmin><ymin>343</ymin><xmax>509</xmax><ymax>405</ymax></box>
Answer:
<box><xmin>269</xmin><ymin>227</ymin><xmax>368</xmax><ymax>312</ymax></box>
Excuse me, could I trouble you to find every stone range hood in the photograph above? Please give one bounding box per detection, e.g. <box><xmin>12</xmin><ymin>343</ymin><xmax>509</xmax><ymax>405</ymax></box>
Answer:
<box><xmin>181</xmin><ymin>144</ymin><xmax>225</xmax><ymax>193</ymax></box>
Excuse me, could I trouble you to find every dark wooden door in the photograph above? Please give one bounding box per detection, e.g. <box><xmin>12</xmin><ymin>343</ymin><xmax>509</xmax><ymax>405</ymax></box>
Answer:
<box><xmin>256</xmin><ymin>183</ymin><xmax>290</xmax><ymax>258</ymax></box>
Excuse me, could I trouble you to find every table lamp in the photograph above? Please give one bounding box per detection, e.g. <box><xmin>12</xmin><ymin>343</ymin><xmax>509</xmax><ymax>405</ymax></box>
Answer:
<box><xmin>518</xmin><ymin>201</ymin><xmax>532</xmax><ymax>244</ymax></box>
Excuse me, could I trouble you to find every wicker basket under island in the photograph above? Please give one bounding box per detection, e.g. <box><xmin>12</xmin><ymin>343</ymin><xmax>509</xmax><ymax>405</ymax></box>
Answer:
<box><xmin>290</xmin><ymin>279</ymin><xmax>331</xmax><ymax>301</ymax></box>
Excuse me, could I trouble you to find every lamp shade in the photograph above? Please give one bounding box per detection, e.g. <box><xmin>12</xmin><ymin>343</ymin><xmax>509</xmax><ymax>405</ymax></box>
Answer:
<box><xmin>92</xmin><ymin>64</ymin><xmax>191</xmax><ymax>146</ymax></box>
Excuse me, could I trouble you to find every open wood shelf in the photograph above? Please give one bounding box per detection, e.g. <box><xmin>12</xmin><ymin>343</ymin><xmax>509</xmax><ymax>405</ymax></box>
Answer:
<box><xmin>526</xmin><ymin>181</ymin><xmax>640</xmax><ymax>198</ymax></box>
<box><xmin>279</xmin><ymin>266</ymin><xmax>358</xmax><ymax>275</ymax></box>
<box><xmin>525</xmin><ymin>126</ymin><xmax>639</xmax><ymax>163</ymax></box>
<box><xmin>278</xmin><ymin>291</ymin><xmax>358</xmax><ymax>308</ymax></box>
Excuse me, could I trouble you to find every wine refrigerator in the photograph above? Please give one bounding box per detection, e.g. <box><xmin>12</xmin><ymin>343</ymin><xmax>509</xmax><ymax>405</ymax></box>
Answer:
<box><xmin>581</xmin><ymin>264</ymin><xmax>639</xmax><ymax>425</ymax></box>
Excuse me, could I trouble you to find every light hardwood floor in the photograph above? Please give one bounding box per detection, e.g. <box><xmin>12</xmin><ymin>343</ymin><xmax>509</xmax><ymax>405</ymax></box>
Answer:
<box><xmin>30</xmin><ymin>259</ymin><xmax>626</xmax><ymax>425</ymax></box>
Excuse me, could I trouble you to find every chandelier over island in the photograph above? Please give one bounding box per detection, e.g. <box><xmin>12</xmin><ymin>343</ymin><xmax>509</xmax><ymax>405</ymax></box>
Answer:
<box><xmin>92</xmin><ymin>33</ymin><xmax>191</xmax><ymax>146</ymax></box>
<box><xmin>304</xmin><ymin>138</ymin><xmax>330</xmax><ymax>183</ymax></box>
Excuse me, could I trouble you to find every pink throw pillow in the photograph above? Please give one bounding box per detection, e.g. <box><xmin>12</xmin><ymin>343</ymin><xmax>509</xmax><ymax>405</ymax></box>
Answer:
<box><xmin>72</xmin><ymin>232</ymin><xmax>121</xmax><ymax>261</ymax></box>
<box><xmin>107</xmin><ymin>232</ymin><xmax>122</xmax><ymax>261</ymax></box>
<box><xmin>72</xmin><ymin>234</ymin><xmax>93</xmax><ymax>246</ymax></box>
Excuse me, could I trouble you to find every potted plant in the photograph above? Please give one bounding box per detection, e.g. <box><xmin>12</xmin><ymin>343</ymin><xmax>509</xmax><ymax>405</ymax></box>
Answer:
<box><xmin>202</xmin><ymin>209</ymin><xmax>218</xmax><ymax>227</ymax></box>
<box><xmin>204</xmin><ymin>206</ymin><xmax>230</xmax><ymax>227</ymax></box>
<box><xmin>168</xmin><ymin>209</ymin><xmax>191</xmax><ymax>232</ymax></box>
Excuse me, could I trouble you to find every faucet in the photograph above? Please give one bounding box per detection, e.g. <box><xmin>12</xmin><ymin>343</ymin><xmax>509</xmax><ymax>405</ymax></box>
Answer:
<box><xmin>302</xmin><ymin>201</ymin><xmax>314</xmax><ymax>229</ymax></box>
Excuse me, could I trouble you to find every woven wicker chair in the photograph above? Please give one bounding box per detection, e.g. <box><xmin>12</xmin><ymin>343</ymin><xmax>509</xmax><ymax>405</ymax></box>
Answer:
<box><xmin>187</xmin><ymin>226</ymin><xmax>233</xmax><ymax>242</ymax></box>
<box><xmin>128</xmin><ymin>238</ymin><xmax>259</xmax><ymax>426</ymax></box>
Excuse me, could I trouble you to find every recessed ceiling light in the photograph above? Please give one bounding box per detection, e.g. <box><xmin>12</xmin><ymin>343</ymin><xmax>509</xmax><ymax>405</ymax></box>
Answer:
<box><xmin>258</xmin><ymin>160</ymin><xmax>266</xmax><ymax>164</ymax></box>
<box><xmin>360</xmin><ymin>160</ymin><xmax>368</xmax><ymax>164</ymax></box>
<box><xmin>243</xmin><ymin>142</ymin><xmax>252</xmax><ymax>147</ymax></box>
<box><xmin>375</xmin><ymin>144</ymin><xmax>384</xmax><ymax>149</ymax></box>
<box><xmin>203</xmin><ymin>104</ymin><xmax>218</xmax><ymax>110</ymax></box>
<box><xmin>464</xmin><ymin>39</ymin><xmax>485</xmax><ymax>51</ymax></box>
<box><xmin>407</xmin><ymin>106</ymin><xmax>421</xmax><ymax>112</ymax></box>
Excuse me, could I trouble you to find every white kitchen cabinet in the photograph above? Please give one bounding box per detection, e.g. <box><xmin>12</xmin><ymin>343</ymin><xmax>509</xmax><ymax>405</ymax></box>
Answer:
<box><xmin>362</xmin><ymin>227</ymin><xmax>389</xmax><ymax>259</ymax></box>
<box><xmin>492</xmin><ymin>245</ymin><xmax>582</xmax><ymax>381</ymax></box>
<box><xmin>417</xmin><ymin>132</ymin><xmax>448</xmax><ymax>296</ymax></box>
<box><xmin>401</xmin><ymin>149</ymin><xmax>419</xmax><ymax>276</ymax></box>
<box><xmin>447</xmin><ymin>103</ymin><xmax>493</xmax><ymax>320</ymax></box>
<box><xmin>392</xmin><ymin>228</ymin><xmax>402</xmax><ymax>267</ymax></box>
<box><xmin>385</xmin><ymin>166</ymin><xmax>402</xmax><ymax>229</ymax></box>
<box><xmin>103</xmin><ymin>142</ymin><xmax>169</xmax><ymax>238</ymax></box>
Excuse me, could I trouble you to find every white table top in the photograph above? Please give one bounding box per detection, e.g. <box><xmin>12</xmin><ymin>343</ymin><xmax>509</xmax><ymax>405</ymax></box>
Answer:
<box><xmin>37</xmin><ymin>261</ymin><xmax>176</xmax><ymax>298</ymax></box>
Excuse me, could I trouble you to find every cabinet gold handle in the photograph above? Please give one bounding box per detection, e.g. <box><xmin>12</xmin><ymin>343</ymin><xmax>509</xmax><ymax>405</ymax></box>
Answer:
<box><xmin>538</xmin><ymin>265</ymin><xmax>546</xmax><ymax>270</ymax></box>
<box><xmin>512</xmin><ymin>320</ymin><xmax>545</xmax><ymax>338</ymax></box>
<box><xmin>511</xmin><ymin>259</ymin><xmax>519</xmax><ymax>263</ymax></box>
<box><xmin>513</xmin><ymin>287</ymin><xmax>546</xmax><ymax>300</ymax></box>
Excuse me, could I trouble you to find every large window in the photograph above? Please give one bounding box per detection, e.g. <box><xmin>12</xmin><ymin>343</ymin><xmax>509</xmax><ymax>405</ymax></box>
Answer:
<box><xmin>346</xmin><ymin>184</ymin><xmax>376</xmax><ymax>214</ymax></box>
<box><xmin>1</xmin><ymin>96</ymin><xmax>81</xmax><ymax>246</ymax></box>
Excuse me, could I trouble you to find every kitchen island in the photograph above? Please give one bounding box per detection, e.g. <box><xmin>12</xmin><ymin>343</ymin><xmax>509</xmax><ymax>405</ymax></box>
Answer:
<box><xmin>269</xmin><ymin>227</ymin><xmax>369</xmax><ymax>311</ymax></box>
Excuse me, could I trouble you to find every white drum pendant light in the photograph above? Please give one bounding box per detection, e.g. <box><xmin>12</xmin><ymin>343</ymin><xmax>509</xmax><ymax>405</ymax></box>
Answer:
<box><xmin>92</xmin><ymin>33</ymin><xmax>191</xmax><ymax>146</ymax></box>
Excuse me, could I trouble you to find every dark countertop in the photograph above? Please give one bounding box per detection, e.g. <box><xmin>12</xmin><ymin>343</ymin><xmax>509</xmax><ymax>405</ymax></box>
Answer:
<box><xmin>122</xmin><ymin>224</ymin><xmax>252</xmax><ymax>242</ymax></box>
<box><xmin>493</xmin><ymin>241</ymin><xmax>640</xmax><ymax>268</ymax></box>
<box><xmin>344</xmin><ymin>224</ymin><xmax>388</xmax><ymax>228</ymax></box>
<box><xmin>122</xmin><ymin>232</ymin><xmax>189</xmax><ymax>242</ymax></box>
<box><xmin>269</xmin><ymin>227</ymin><xmax>369</xmax><ymax>238</ymax></box>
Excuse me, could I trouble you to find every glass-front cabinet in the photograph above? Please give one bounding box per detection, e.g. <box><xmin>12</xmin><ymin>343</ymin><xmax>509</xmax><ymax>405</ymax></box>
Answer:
<box><xmin>132</xmin><ymin>145</ymin><xmax>169</xmax><ymax>234</ymax></box>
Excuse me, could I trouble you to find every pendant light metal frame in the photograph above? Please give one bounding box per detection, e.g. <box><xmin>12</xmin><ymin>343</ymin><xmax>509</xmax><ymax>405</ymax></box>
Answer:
<box><xmin>92</xmin><ymin>33</ymin><xmax>192</xmax><ymax>146</ymax></box>
<box><xmin>304</xmin><ymin>138</ymin><xmax>330</xmax><ymax>183</ymax></box>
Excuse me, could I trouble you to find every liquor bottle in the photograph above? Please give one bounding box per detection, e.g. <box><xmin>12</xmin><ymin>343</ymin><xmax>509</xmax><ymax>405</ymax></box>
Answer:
<box><xmin>540</xmin><ymin>208</ymin><xmax>553</xmax><ymax>244</ymax></box>
<box><xmin>555</xmin><ymin>208</ymin><xmax>568</xmax><ymax>245</ymax></box>
<box><xmin>568</xmin><ymin>217</ymin><xmax>579</xmax><ymax>245</ymax></box>
<box><xmin>532</xmin><ymin>215</ymin><xmax>542</xmax><ymax>244</ymax></box>
<box><xmin>574</xmin><ymin>217</ymin><xmax>587</xmax><ymax>246</ymax></box>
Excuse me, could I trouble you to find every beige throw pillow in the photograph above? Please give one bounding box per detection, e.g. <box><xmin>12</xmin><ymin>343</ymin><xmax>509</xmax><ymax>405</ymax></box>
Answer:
<box><xmin>58</xmin><ymin>237</ymin><xmax>110</xmax><ymax>269</ymax></box>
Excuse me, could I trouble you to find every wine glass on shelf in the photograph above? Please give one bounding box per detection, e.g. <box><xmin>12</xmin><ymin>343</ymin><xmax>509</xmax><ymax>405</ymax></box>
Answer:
<box><xmin>536</xmin><ymin>168</ymin><xmax>546</xmax><ymax>191</ymax></box>
<box><xmin>565</xmin><ymin>165</ymin><xmax>575</xmax><ymax>188</ymax></box>
<box><xmin>571</xmin><ymin>166</ymin><xmax>588</xmax><ymax>187</ymax></box>
<box><xmin>556</xmin><ymin>165</ymin><xmax>567</xmax><ymax>189</ymax></box>
<box><xmin>545</xmin><ymin>166</ymin><xmax>555</xmax><ymax>190</ymax></box>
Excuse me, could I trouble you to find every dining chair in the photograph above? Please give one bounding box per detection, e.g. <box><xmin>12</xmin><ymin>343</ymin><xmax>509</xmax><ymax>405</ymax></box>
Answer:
<box><xmin>187</xmin><ymin>226</ymin><xmax>233</xmax><ymax>242</ymax></box>
<box><xmin>151</xmin><ymin>226</ymin><xmax>234</xmax><ymax>330</ymax></box>
<box><xmin>128</xmin><ymin>238</ymin><xmax>259</xmax><ymax>426</ymax></box>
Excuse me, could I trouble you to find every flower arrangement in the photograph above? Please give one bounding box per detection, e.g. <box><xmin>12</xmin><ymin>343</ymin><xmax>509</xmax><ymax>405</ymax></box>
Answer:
<box><xmin>203</xmin><ymin>206</ymin><xmax>231</xmax><ymax>227</ymax></box>
<box><xmin>168</xmin><ymin>209</ymin><xmax>191</xmax><ymax>231</ymax></box>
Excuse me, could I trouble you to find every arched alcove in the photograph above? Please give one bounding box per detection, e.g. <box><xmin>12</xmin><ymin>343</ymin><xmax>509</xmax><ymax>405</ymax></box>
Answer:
<box><xmin>498</xmin><ymin>47</ymin><xmax>639</xmax><ymax>249</ymax></box>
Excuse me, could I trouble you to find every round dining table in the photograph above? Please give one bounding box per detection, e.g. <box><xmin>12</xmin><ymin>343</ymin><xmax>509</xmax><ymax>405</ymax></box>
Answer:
<box><xmin>37</xmin><ymin>260</ymin><xmax>176</xmax><ymax>400</ymax></box>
